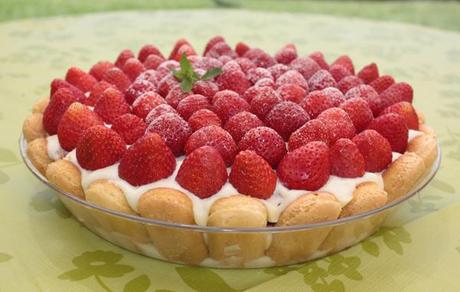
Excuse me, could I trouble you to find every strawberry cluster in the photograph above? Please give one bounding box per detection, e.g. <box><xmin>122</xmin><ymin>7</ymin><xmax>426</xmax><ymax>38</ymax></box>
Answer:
<box><xmin>42</xmin><ymin>36</ymin><xmax>419</xmax><ymax>200</ymax></box>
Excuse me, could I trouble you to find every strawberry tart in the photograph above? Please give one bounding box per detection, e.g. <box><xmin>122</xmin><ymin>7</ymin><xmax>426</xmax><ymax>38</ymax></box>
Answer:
<box><xmin>22</xmin><ymin>36</ymin><xmax>438</xmax><ymax>266</ymax></box>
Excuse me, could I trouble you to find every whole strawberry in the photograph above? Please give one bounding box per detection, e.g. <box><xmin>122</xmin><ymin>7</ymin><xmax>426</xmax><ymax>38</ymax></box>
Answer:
<box><xmin>367</xmin><ymin>113</ymin><xmax>408</xmax><ymax>153</ymax></box>
<box><xmin>330</xmin><ymin>138</ymin><xmax>365</xmax><ymax>178</ymax></box>
<box><xmin>276</xmin><ymin>70</ymin><xmax>309</xmax><ymax>90</ymax></box>
<box><xmin>114</xmin><ymin>49</ymin><xmax>135</xmax><ymax>68</ymax></box>
<box><xmin>275</xmin><ymin>44</ymin><xmax>297</xmax><ymax>65</ymax></box>
<box><xmin>89</xmin><ymin>61</ymin><xmax>115</xmax><ymax>81</ymax></box>
<box><xmin>76</xmin><ymin>126</ymin><xmax>127</xmax><ymax>170</ymax></box>
<box><xmin>329</xmin><ymin>64</ymin><xmax>351</xmax><ymax>82</ymax></box>
<box><xmin>290</xmin><ymin>57</ymin><xmax>321</xmax><ymax>80</ymax></box>
<box><xmin>188</xmin><ymin>109</ymin><xmax>222</xmax><ymax>132</ymax></box>
<box><xmin>357</xmin><ymin>63</ymin><xmax>379</xmax><ymax>84</ymax></box>
<box><xmin>352</xmin><ymin>129</ymin><xmax>392</xmax><ymax>172</ymax></box>
<box><xmin>125</xmin><ymin>79</ymin><xmax>157</xmax><ymax>105</ymax></box>
<box><xmin>308</xmin><ymin>69</ymin><xmax>337</xmax><ymax>91</ymax></box>
<box><xmin>380</xmin><ymin>101</ymin><xmax>419</xmax><ymax>130</ymax></box>
<box><xmin>239</xmin><ymin>126</ymin><xmax>287</xmax><ymax>168</ymax></box>
<box><xmin>132</xmin><ymin>91</ymin><xmax>166</xmax><ymax>120</ymax></box>
<box><xmin>317</xmin><ymin>107</ymin><xmax>356</xmax><ymax>143</ymax></box>
<box><xmin>145</xmin><ymin>104</ymin><xmax>178</xmax><ymax>124</ymax></box>
<box><xmin>379</xmin><ymin>82</ymin><xmax>414</xmax><ymax>107</ymax></box>
<box><xmin>65</xmin><ymin>67</ymin><xmax>97</xmax><ymax>93</ymax></box>
<box><xmin>177</xmin><ymin>94</ymin><xmax>213</xmax><ymax>120</ymax></box>
<box><xmin>204</xmin><ymin>36</ymin><xmax>225</xmax><ymax>55</ymax></box>
<box><xmin>213</xmin><ymin>91</ymin><xmax>250</xmax><ymax>122</ymax></box>
<box><xmin>332</xmin><ymin>55</ymin><xmax>355</xmax><ymax>75</ymax></box>
<box><xmin>57</xmin><ymin>102</ymin><xmax>103</xmax><ymax>151</ymax></box>
<box><xmin>43</xmin><ymin>88</ymin><xmax>80</xmax><ymax>135</ymax></box>
<box><xmin>147</xmin><ymin>113</ymin><xmax>192</xmax><ymax>156</ymax></box>
<box><xmin>250</xmin><ymin>88</ymin><xmax>282</xmax><ymax>120</ymax></box>
<box><xmin>265</xmin><ymin>101</ymin><xmax>310</xmax><ymax>140</ymax></box>
<box><xmin>224</xmin><ymin>111</ymin><xmax>264</xmax><ymax>143</ymax></box>
<box><xmin>176</xmin><ymin>146</ymin><xmax>228</xmax><ymax>198</ymax></box>
<box><xmin>277</xmin><ymin>141</ymin><xmax>330</xmax><ymax>190</ymax></box>
<box><xmin>308</xmin><ymin>51</ymin><xmax>329</xmax><ymax>70</ymax></box>
<box><xmin>230</xmin><ymin>150</ymin><xmax>276</xmax><ymax>199</ymax></box>
<box><xmin>339</xmin><ymin>97</ymin><xmax>374</xmax><ymax>132</ymax></box>
<box><xmin>165</xmin><ymin>84</ymin><xmax>191</xmax><ymax>108</ymax></box>
<box><xmin>216</xmin><ymin>68</ymin><xmax>251</xmax><ymax>96</ymax></box>
<box><xmin>122</xmin><ymin>58</ymin><xmax>146</xmax><ymax>81</ymax></box>
<box><xmin>276</xmin><ymin>84</ymin><xmax>306</xmax><ymax>104</ymax></box>
<box><xmin>288</xmin><ymin>119</ymin><xmax>331</xmax><ymax>151</ymax></box>
<box><xmin>111</xmin><ymin>113</ymin><xmax>147</xmax><ymax>145</ymax></box>
<box><xmin>50</xmin><ymin>78</ymin><xmax>86</xmax><ymax>101</ymax></box>
<box><xmin>337</xmin><ymin>75</ymin><xmax>363</xmax><ymax>94</ymax></box>
<box><xmin>138</xmin><ymin>44</ymin><xmax>164</xmax><ymax>63</ymax></box>
<box><xmin>185</xmin><ymin>125</ymin><xmax>237</xmax><ymax>166</ymax></box>
<box><xmin>301</xmin><ymin>88</ymin><xmax>344</xmax><ymax>118</ymax></box>
<box><xmin>118</xmin><ymin>133</ymin><xmax>176</xmax><ymax>186</ymax></box>
<box><xmin>102</xmin><ymin>67</ymin><xmax>132</xmax><ymax>93</ymax></box>
<box><xmin>86</xmin><ymin>80</ymin><xmax>114</xmax><ymax>106</ymax></box>
<box><xmin>94</xmin><ymin>87</ymin><xmax>131</xmax><ymax>124</ymax></box>
<box><xmin>243</xmin><ymin>48</ymin><xmax>276</xmax><ymax>68</ymax></box>
<box><xmin>369</xmin><ymin>75</ymin><xmax>395</xmax><ymax>94</ymax></box>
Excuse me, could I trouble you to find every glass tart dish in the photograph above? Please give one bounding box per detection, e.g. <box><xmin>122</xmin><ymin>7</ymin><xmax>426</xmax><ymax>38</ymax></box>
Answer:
<box><xmin>20</xmin><ymin>37</ymin><xmax>441</xmax><ymax>267</ymax></box>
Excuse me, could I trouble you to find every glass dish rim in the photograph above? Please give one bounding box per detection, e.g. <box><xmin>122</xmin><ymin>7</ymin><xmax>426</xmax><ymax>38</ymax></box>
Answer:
<box><xmin>19</xmin><ymin>134</ymin><xmax>441</xmax><ymax>233</ymax></box>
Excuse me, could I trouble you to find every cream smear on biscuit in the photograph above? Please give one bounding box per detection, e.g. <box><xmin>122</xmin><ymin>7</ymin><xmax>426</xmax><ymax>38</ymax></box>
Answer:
<box><xmin>57</xmin><ymin>129</ymin><xmax>422</xmax><ymax>226</ymax></box>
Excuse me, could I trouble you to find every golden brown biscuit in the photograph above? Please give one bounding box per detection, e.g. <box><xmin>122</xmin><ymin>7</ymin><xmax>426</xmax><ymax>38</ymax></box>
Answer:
<box><xmin>417</xmin><ymin>111</ymin><xmax>425</xmax><ymax>124</ymax></box>
<box><xmin>383</xmin><ymin>152</ymin><xmax>426</xmax><ymax>202</ymax></box>
<box><xmin>46</xmin><ymin>159</ymin><xmax>84</xmax><ymax>199</ymax></box>
<box><xmin>138</xmin><ymin>188</ymin><xmax>208</xmax><ymax>264</ymax></box>
<box><xmin>27</xmin><ymin>138</ymin><xmax>52</xmax><ymax>175</ymax></box>
<box><xmin>407</xmin><ymin>134</ymin><xmax>437</xmax><ymax>168</ymax></box>
<box><xmin>207</xmin><ymin>195</ymin><xmax>269</xmax><ymax>266</ymax></box>
<box><xmin>23</xmin><ymin>113</ymin><xmax>46</xmax><ymax>142</ymax></box>
<box><xmin>266</xmin><ymin>193</ymin><xmax>342</xmax><ymax>265</ymax></box>
<box><xmin>32</xmin><ymin>96</ymin><xmax>49</xmax><ymax>114</ymax></box>
<box><xmin>419</xmin><ymin>124</ymin><xmax>435</xmax><ymax>136</ymax></box>
<box><xmin>85</xmin><ymin>180</ymin><xmax>150</xmax><ymax>244</ymax></box>
<box><xmin>319</xmin><ymin>182</ymin><xmax>388</xmax><ymax>253</ymax></box>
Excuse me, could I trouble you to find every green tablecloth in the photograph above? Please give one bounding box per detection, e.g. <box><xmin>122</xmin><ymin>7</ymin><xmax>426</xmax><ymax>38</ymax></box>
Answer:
<box><xmin>1</xmin><ymin>10</ymin><xmax>459</xmax><ymax>292</ymax></box>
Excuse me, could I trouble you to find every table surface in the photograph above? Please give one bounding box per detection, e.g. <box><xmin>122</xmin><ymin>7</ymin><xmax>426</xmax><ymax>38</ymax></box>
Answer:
<box><xmin>1</xmin><ymin>10</ymin><xmax>460</xmax><ymax>292</ymax></box>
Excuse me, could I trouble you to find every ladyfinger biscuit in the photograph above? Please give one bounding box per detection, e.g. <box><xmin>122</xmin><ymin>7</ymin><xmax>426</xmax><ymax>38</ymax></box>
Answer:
<box><xmin>46</xmin><ymin>159</ymin><xmax>85</xmax><ymax>199</ymax></box>
<box><xmin>27</xmin><ymin>138</ymin><xmax>52</xmax><ymax>175</ymax></box>
<box><xmin>85</xmin><ymin>180</ymin><xmax>149</xmax><ymax>244</ymax></box>
<box><xmin>138</xmin><ymin>188</ymin><xmax>208</xmax><ymax>264</ymax></box>
<box><xmin>23</xmin><ymin>113</ymin><xmax>46</xmax><ymax>142</ymax></box>
<box><xmin>407</xmin><ymin>134</ymin><xmax>437</xmax><ymax>168</ymax></box>
<box><xmin>207</xmin><ymin>195</ymin><xmax>269</xmax><ymax>266</ymax></box>
<box><xmin>383</xmin><ymin>152</ymin><xmax>426</xmax><ymax>202</ymax></box>
<box><xmin>32</xmin><ymin>96</ymin><xmax>49</xmax><ymax>114</ymax></box>
<box><xmin>319</xmin><ymin>182</ymin><xmax>388</xmax><ymax>253</ymax></box>
<box><xmin>266</xmin><ymin>193</ymin><xmax>342</xmax><ymax>265</ymax></box>
<box><xmin>419</xmin><ymin>124</ymin><xmax>435</xmax><ymax>136</ymax></box>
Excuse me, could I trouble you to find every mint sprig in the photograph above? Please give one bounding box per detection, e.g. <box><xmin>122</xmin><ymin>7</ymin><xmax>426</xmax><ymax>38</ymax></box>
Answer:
<box><xmin>172</xmin><ymin>53</ymin><xmax>222</xmax><ymax>92</ymax></box>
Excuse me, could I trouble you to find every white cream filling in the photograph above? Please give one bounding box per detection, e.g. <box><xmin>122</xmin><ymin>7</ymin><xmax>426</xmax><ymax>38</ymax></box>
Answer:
<box><xmin>60</xmin><ymin>130</ymin><xmax>423</xmax><ymax>226</ymax></box>
<box><xmin>46</xmin><ymin>135</ymin><xmax>67</xmax><ymax>160</ymax></box>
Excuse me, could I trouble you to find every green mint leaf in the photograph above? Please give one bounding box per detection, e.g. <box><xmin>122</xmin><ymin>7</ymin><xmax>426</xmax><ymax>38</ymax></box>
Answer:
<box><xmin>201</xmin><ymin>67</ymin><xmax>222</xmax><ymax>81</ymax></box>
<box><xmin>179</xmin><ymin>53</ymin><xmax>194</xmax><ymax>76</ymax></box>
<box><xmin>180</xmin><ymin>79</ymin><xmax>193</xmax><ymax>92</ymax></box>
<box><xmin>172</xmin><ymin>69</ymin><xmax>184</xmax><ymax>80</ymax></box>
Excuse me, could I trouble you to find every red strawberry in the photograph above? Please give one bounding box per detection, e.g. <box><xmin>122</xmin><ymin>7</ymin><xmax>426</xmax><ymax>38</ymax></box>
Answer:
<box><xmin>367</xmin><ymin>113</ymin><xmax>408</xmax><ymax>153</ymax></box>
<box><xmin>115</xmin><ymin>49</ymin><xmax>135</xmax><ymax>68</ymax></box>
<box><xmin>192</xmin><ymin>80</ymin><xmax>219</xmax><ymax>100</ymax></box>
<box><xmin>102</xmin><ymin>67</ymin><xmax>131</xmax><ymax>93</ymax></box>
<box><xmin>132</xmin><ymin>91</ymin><xmax>166</xmax><ymax>120</ymax></box>
<box><xmin>125</xmin><ymin>79</ymin><xmax>156</xmax><ymax>105</ymax></box>
<box><xmin>268</xmin><ymin>64</ymin><xmax>289</xmax><ymax>80</ymax></box>
<box><xmin>250</xmin><ymin>88</ymin><xmax>282</xmax><ymax>120</ymax></box>
<box><xmin>111</xmin><ymin>113</ymin><xmax>146</xmax><ymax>145</ymax></box>
<box><xmin>138</xmin><ymin>44</ymin><xmax>164</xmax><ymax>63</ymax></box>
<box><xmin>275</xmin><ymin>44</ymin><xmax>297</xmax><ymax>65</ymax></box>
<box><xmin>235</xmin><ymin>57</ymin><xmax>256</xmax><ymax>73</ymax></box>
<box><xmin>276</xmin><ymin>70</ymin><xmax>308</xmax><ymax>90</ymax></box>
<box><xmin>352</xmin><ymin>129</ymin><xmax>392</xmax><ymax>172</ymax></box>
<box><xmin>156</xmin><ymin>60</ymin><xmax>179</xmax><ymax>81</ymax></box>
<box><xmin>163</xmin><ymin>84</ymin><xmax>190</xmax><ymax>108</ymax></box>
<box><xmin>57</xmin><ymin>102</ymin><xmax>103</xmax><ymax>151</ymax></box>
<box><xmin>205</xmin><ymin>41</ymin><xmax>237</xmax><ymax>59</ymax></box>
<box><xmin>345</xmin><ymin>84</ymin><xmax>383</xmax><ymax>116</ymax></box>
<box><xmin>332</xmin><ymin>55</ymin><xmax>355</xmax><ymax>75</ymax></box>
<box><xmin>289</xmin><ymin>57</ymin><xmax>321</xmax><ymax>79</ymax></box>
<box><xmin>218</xmin><ymin>54</ymin><xmax>233</xmax><ymax>65</ymax></box>
<box><xmin>265</xmin><ymin>101</ymin><xmax>309</xmax><ymax>140</ymax></box>
<box><xmin>204</xmin><ymin>36</ymin><xmax>225</xmax><ymax>55</ymax></box>
<box><xmin>176</xmin><ymin>94</ymin><xmax>212</xmax><ymax>120</ymax></box>
<box><xmin>122</xmin><ymin>58</ymin><xmax>145</xmax><ymax>81</ymax></box>
<box><xmin>43</xmin><ymin>88</ymin><xmax>80</xmax><ymax>134</ymax></box>
<box><xmin>188</xmin><ymin>109</ymin><xmax>222</xmax><ymax>132</ymax></box>
<box><xmin>172</xmin><ymin>43</ymin><xmax>197</xmax><ymax>61</ymax></box>
<box><xmin>308</xmin><ymin>51</ymin><xmax>329</xmax><ymax>70</ymax></box>
<box><xmin>330</xmin><ymin>138</ymin><xmax>365</xmax><ymax>178</ymax></box>
<box><xmin>243</xmin><ymin>48</ymin><xmax>276</xmax><ymax>68</ymax></box>
<box><xmin>288</xmin><ymin>119</ymin><xmax>331</xmax><ymax>151</ymax></box>
<box><xmin>381</xmin><ymin>101</ymin><xmax>419</xmax><ymax>130</ymax></box>
<box><xmin>169</xmin><ymin>38</ymin><xmax>190</xmax><ymax>60</ymax></box>
<box><xmin>337</xmin><ymin>75</ymin><xmax>363</xmax><ymax>94</ymax></box>
<box><xmin>135</xmin><ymin>69</ymin><xmax>158</xmax><ymax>85</ymax></box>
<box><xmin>50</xmin><ymin>79</ymin><xmax>85</xmax><ymax>101</ymax></box>
<box><xmin>308</xmin><ymin>69</ymin><xmax>337</xmax><ymax>91</ymax></box>
<box><xmin>300</xmin><ymin>88</ymin><xmax>344</xmax><ymax>118</ymax></box>
<box><xmin>277</xmin><ymin>84</ymin><xmax>306</xmax><ymax>104</ymax></box>
<box><xmin>119</xmin><ymin>133</ymin><xmax>175</xmax><ymax>186</ymax></box>
<box><xmin>243</xmin><ymin>86</ymin><xmax>274</xmax><ymax>103</ymax></box>
<box><xmin>213</xmin><ymin>91</ymin><xmax>250</xmax><ymax>122</ymax></box>
<box><xmin>145</xmin><ymin>104</ymin><xmax>178</xmax><ymax>124</ymax></box>
<box><xmin>247</xmin><ymin>68</ymin><xmax>273</xmax><ymax>84</ymax></box>
<box><xmin>357</xmin><ymin>63</ymin><xmax>379</xmax><ymax>84</ymax></box>
<box><xmin>89</xmin><ymin>61</ymin><xmax>115</xmax><ymax>81</ymax></box>
<box><xmin>239</xmin><ymin>126</ymin><xmax>287</xmax><ymax>168</ymax></box>
<box><xmin>176</xmin><ymin>146</ymin><xmax>227</xmax><ymax>198</ymax></box>
<box><xmin>65</xmin><ymin>67</ymin><xmax>97</xmax><ymax>92</ymax></box>
<box><xmin>230</xmin><ymin>150</ymin><xmax>276</xmax><ymax>199</ymax></box>
<box><xmin>76</xmin><ymin>126</ymin><xmax>127</xmax><ymax>170</ymax></box>
<box><xmin>329</xmin><ymin>64</ymin><xmax>352</xmax><ymax>82</ymax></box>
<box><xmin>94</xmin><ymin>87</ymin><xmax>131</xmax><ymax>123</ymax></box>
<box><xmin>216</xmin><ymin>68</ymin><xmax>251</xmax><ymax>95</ymax></box>
<box><xmin>86</xmin><ymin>80</ymin><xmax>114</xmax><ymax>106</ymax></box>
<box><xmin>146</xmin><ymin>113</ymin><xmax>192</xmax><ymax>156</ymax></box>
<box><xmin>277</xmin><ymin>141</ymin><xmax>330</xmax><ymax>190</ymax></box>
<box><xmin>235</xmin><ymin>42</ymin><xmax>250</xmax><ymax>57</ymax></box>
<box><xmin>369</xmin><ymin>75</ymin><xmax>395</xmax><ymax>94</ymax></box>
<box><xmin>224</xmin><ymin>111</ymin><xmax>264</xmax><ymax>143</ymax></box>
<box><xmin>317</xmin><ymin>107</ymin><xmax>356</xmax><ymax>143</ymax></box>
<box><xmin>340</xmin><ymin>97</ymin><xmax>374</xmax><ymax>132</ymax></box>
<box><xmin>143</xmin><ymin>54</ymin><xmax>165</xmax><ymax>70</ymax></box>
<box><xmin>158</xmin><ymin>74</ymin><xmax>180</xmax><ymax>97</ymax></box>
<box><xmin>185</xmin><ymin>125</ymin><xmax>237</xmax><ymax>166</ymax></box>
<box><xmin>379</xmin><ymin>82</ymin><xmax>414</xmax><ymax>107</ymax></box>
